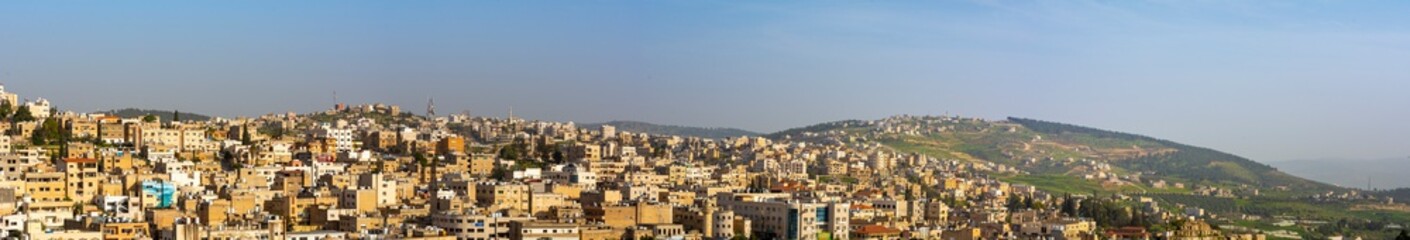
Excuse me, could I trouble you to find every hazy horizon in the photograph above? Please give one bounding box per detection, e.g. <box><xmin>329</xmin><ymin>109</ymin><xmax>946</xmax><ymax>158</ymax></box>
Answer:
<box><xmin>1271</xmin><ymin>157</ymin><xmax>1410</xmax><ymax>189</ymax></box>
<box><xmin>4</xmin><ymin>1</ymin><xmax>1408</xmax><ymax>162</ymax></box>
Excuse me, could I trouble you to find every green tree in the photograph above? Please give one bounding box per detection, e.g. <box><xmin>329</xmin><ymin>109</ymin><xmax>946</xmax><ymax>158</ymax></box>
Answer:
<box><xmin>259</xmin><ymin>124</ymin><xmax>286</xmax><ymax>139</ymax></box>
<box><xmin>141</xmin><ymin>114</ymin><xmax>157</xmax><ymax>123</ymax></box>
<box><xmin>1397</xmin><ymin>229</ymin><xmax>1410</xmax><ymax>240</ymax></box>
<box><xmin>533</xmin><ymin>141</ymin><xmax>554</xmax><ymax>159</ymax></box>
<box><xmin>30</xmin><ymin>129</ymin><xmax>45</xmax><ymax>145</ymax></box>
<box><xmin>173</xmin><ymin>110</ymin><xmax>181</xmax><ymax>122</ymax></box>
<box><xmin>550</xmin><ymin>150</ymin><xmax>564</xmax><ymax>163</ymax></box>
<box><xmin>240</xmin><ymin>124</ymin><xmax>252</xmax><ymax>145</ymax></box>
<box><xmin>414</xmin><ymin>151</ymin><xmax>429</xmax><ymax>167</ymax></box>
<box><xmin>12</xmin><ymin>105</ymin><xmax>34</xmax><ymax>122</ymax></box>
<box><xmin>72</xmin><ymin>202</ymin><xmax>84</xmax><ymax>216</ymax></box>
<box><xmin>498</xmin><ymin>144</ymin><xmax>522</xmax><ymax>160</ymax></box>
<box><xmin>0</xmin><ymin>101</ymin><xmax>11</xmax><ymax>120</ymax></box>
<box><xmin>490</xmin><ymin>163</ymin><xmax>509</xmax><ymax>180</ymax></box>
<box><xmin>1061</xmin><ymin>195</ymin><xmax>1078</xmax><ymax>216</ymax></box>
<box><xmin>32</xmin><ymin>118</ymin><xmax>64</xmax><ymax>145</ymax></box>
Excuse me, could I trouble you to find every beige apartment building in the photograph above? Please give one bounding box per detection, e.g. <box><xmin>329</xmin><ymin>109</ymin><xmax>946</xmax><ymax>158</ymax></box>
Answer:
<box><xmin>63</xmin><ymin>158</ymin><xmax>102</xmax><ymax>203</ymax></box>
<box><xmin>25</xmin><ymin>172</ymin><xmax>67</xmax><ymax>203</ymax></box>
<box><xmin>431</xmin><ymin>211</ymin><xmax>531</xmax><ymax>240</ymax></box>
<box><xmin>337</xmin><ymin>187</ymin><xmax>378</xmax><ymax>213</ymax></box>
<box><xmin>583</xmin><ymin>202</ymin><xmax>673</xmax><ymax>230</ymax></box>
<box><xmin>476</xmin><ymin>182</ymin><xmax>528</xmax><ymax>212</ymax></box>
<box><xmin>509</xmin><ymin>221</ymin><xmax>580</xmax><ymax>240</ymax></box>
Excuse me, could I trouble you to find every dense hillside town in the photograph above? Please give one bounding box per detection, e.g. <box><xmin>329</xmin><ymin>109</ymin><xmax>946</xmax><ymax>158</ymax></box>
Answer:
<box><xmin>0</xmin><ymin>85</ymin><xmax>1341</xmax><ymax>240</ymax></box>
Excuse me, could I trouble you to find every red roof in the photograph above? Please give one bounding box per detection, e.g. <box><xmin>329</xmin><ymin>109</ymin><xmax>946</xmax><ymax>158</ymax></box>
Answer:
<box><xmin>855</xmin><ymin>225</ymin><xmax>901</xmax><ymax>235</ymax></box>
<box><xmin>1104</xmin><ymin>227</ymin><xmax>1150</xmax><ymax>237</ymax></box>
<box><xmin>770</xmin><ymin>181</ymin><xmax>808</xmax><ymax>192</ymax></box>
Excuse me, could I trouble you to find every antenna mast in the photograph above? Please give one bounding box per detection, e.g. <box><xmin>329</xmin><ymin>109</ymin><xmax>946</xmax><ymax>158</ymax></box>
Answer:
<box><xmin>427</xmin><ymin>98</ymin><xmax>436</xmax><ymax>117</ymax></box>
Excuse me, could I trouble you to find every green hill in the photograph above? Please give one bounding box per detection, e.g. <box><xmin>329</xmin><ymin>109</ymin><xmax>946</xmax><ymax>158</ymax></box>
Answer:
<box><xmin>770</xmin><ymin>116</ymin><xmax>1338</xmax><ymax>193</ymax></box>
<box><xmin>1006</xmin><ymin>117</ymin><xmax>1338</xmax><ymax>192</ymax></box>
<box><xmin>581</xmin><ymin>120</ymin><xmax>759</xmax><ymax>139</ymax></box>
<box><xmin>768</xmin><ymin>115</ymin><xmax>1409</xmax><ymax>238</ymax></box>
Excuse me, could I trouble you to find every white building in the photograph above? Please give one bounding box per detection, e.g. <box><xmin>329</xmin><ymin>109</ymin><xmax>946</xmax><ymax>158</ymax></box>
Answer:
<box><xmin>23</xmin><ymin>98</ymin><xmax>51</xmax><ymax>119</ymax></box>
<box><xmin>311</xmin><ymin>124</ymin><xmax>356</xmax><ymax>152</ymax></box>
<box><xmin>0</xmin><ymin>84</ymin><xmax>17</xmax><ymax>106</ymax></box>
<box><xmin>0</xmin><ymin>214</ymin><xmax>24</xmax><ymax>233</ymax></box>
<box><xmin>718</xmin><ymin>193</ymin><xmax>842</xmax><ymax>240</ymax></box>
<box><xmin>544</xmin><ymin>164</ymin><xmax>597</xmax><ymax>187</ymax></box>
<box><xmin>98</xmin><ymin>196</ymin><xmax>143</xmax><ymax>219</ymax></box>
<box><xmin>287</xmin><ymin>230</ymin><xmax>347</xmax><ymax>240</ymax></box>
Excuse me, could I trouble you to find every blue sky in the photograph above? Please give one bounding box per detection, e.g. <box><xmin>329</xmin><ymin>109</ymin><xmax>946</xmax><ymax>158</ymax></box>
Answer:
<box><xmin>2</xmin><ymin>1</ymin><xmax>1408</xmax><ymax>162</ymax></box>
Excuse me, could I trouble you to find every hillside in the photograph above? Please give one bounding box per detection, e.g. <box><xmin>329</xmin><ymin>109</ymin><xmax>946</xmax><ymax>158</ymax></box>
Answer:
<box><xmin>768</xmin><ymin>115</ymin><xmax>1409</xmax><ymax>238</ymax></box>
<box><xmin>99</xmin><ymin>108</ymin><xmax>213</xmax><ymax>123</ymax></box>
<box><xmin>581</xmin><ymin>121</ymin><xmax>759</xmax><ymax>139</ymax></box>
<box><xmin>771</xmin><ymin>116</ymin><xmax>1337</xmax><ymax>193</ymax></box>
<box><xmin>1007</xmin><ymin>117</ymin><xmax>1339</xmax><ymax>192</ymax></box>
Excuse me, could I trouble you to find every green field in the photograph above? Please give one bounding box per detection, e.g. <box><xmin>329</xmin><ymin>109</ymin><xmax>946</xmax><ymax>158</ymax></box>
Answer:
<box><xmin>999</xmin><ymin>174</ymin><xmax>1111</xmax><ymax>194</ymax></box>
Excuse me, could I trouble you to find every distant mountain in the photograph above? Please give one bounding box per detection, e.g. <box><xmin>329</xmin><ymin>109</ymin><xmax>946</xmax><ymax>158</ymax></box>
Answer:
<box><xmin>99</xmin><ymin>108</ymin><xmax>213</xmax><ymax>123</ymax></box>
<box><xmin>1376</xmin><ymin>188</ymin><xmax>1410</xmax><ymax>202</ymax></box>
<box><xmin>770</xmin><ymin>116</ymin><xmax>1340</xmax><ymax>193</ymax></box>
<box><xmin>580</xmin><ymin>121</ymin><xmax>759</xmax><ymax>139</ymax></box>
<box><xmin>1271</xmin><ymin>158</ymin><xmax>1410</xmax><ymax>190</ymax></box>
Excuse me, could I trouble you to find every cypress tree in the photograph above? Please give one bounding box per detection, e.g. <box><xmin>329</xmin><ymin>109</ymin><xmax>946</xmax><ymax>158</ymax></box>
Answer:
<box><xmin>0</xmin><ymin>101</ymin><xmax>11</xmax><ymax>120</ymax></box>
<box><xmin>240</xmin><ymin>124</ymin><xmax>251</xmax><ymax>145</ymax></box>
<box><xmin>1061</xmin><ymin>195</ymin><xmax>1078</xmax><ymax>216</ymax></box>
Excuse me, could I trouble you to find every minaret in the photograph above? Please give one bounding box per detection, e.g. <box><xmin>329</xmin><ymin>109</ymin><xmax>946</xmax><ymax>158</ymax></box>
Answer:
<box><xmin>427</xmin><ymin>98</ymin><xmax>436</xmax><ymax>116</ymax></box>
<box><xmin>432</xmin><ymin>155</ymin><xmax>440</xmax><ymax>191</ymax></box>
